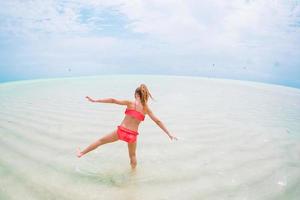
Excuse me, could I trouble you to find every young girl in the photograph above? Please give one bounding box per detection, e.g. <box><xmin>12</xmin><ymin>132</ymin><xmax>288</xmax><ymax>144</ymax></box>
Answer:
<box><xmin>77</xmin><ymin>84</ymin><xmax>177</xmax><ymax>169</ymax></box>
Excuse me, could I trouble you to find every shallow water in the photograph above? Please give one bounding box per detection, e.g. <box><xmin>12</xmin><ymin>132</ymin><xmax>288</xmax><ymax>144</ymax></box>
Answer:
<box><xmin>0</xmin><ymin>75</ymin><xmax>300</xmax><ymax>200</ymax></box>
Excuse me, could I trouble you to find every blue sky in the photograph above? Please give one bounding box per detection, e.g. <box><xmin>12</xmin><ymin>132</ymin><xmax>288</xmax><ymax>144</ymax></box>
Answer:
<box><xmin>0</xmin><ymin>0</ymin><xmax>300</xmax><ymax>88</ymax></box>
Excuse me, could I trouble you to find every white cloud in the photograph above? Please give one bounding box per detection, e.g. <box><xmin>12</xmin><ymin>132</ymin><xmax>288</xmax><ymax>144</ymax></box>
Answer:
<box><xmin>1</xmin><ymin>0</ymin><xmax>299</xmax><ymax>47</ymax></box>
<box><xmin>115</xmin><ymin>0</ymin><xmax>300</xmax><ymax>47</ymax></box>
<box><xmin>0</xmin><ymin>0</ymin><xmax>299</xmax><ymax>86</ymax></box>
<box><xmin>0</xmin><ymin>0</ymin><xmax>90</xmax><ymax>38</ymax></box>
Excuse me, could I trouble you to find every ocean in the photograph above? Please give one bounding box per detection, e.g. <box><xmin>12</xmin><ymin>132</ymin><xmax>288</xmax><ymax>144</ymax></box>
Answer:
<box><xmin>0</xmin><ymin>75</ymin><xmax>299</xmax><ymax>200</ymax></box>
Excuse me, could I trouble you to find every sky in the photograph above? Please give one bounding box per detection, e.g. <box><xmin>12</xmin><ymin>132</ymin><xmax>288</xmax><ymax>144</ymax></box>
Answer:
<box><xmin>0</xmin><ymin>0</ymin><xmax>300</xmax><ymax>88</ymax></box>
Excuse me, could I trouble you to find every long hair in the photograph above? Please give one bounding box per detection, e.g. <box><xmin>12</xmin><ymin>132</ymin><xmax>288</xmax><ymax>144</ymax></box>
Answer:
<box><xmin>135</xmin><ymin>84</ymin><xmax>153</xmax><ymax>106</ymax></box>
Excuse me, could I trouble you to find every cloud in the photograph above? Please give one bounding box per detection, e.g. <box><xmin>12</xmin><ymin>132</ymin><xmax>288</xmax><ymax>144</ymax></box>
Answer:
<box><xmin>1</xmin><ymin>0</ymin><xmax>299</xmax><ymax>46</ymax></box>
<box><xmin>0</xmin><ymin>0</ymin><xmax>299</xmax><ymax>87</ymax></box>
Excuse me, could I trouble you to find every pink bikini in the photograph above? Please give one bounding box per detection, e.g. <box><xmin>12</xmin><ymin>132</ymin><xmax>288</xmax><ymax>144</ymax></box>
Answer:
<box><xmin>117</xmin><ymin>101</ymin><xmax>145</xmax><ymax>143</ymax></box>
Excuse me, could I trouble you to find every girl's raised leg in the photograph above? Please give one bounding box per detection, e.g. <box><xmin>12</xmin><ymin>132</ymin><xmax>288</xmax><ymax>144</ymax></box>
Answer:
<box><xmin>77</xmin><ymin>130</ymin><xmax>119</xmax><ymax>158</ymax></box>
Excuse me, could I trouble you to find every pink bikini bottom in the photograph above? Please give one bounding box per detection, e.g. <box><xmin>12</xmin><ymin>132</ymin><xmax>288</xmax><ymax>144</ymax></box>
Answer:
<box><xmin>117</xmin><ymin>125</ymin><xmax>139</xmax><ymax>143</ymax></box>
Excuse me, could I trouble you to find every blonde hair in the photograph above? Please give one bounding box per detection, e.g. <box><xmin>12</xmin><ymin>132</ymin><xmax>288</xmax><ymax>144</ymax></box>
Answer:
<box><xmin>135</xmin><ymin>84</ymin><xmax>153</xmax><ymax>106</ymax></box>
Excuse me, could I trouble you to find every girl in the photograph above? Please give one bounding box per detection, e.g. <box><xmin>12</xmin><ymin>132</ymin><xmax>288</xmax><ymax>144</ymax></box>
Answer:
<box><xmin>77</xmin><ymin>84</ymin><xmax>177</xmax><ymax>169</ymax></box>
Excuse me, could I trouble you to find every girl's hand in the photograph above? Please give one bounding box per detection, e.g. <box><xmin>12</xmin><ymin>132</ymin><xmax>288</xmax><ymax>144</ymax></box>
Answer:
<box><xmin>86</xmin><ymin>96</ymin><xmax>96</xmax><ymax>103</ymax></box>
<box><xmin>169</xmin><ymin>134</ymin><xmax>178</xmax><ymax>141</ymax></box>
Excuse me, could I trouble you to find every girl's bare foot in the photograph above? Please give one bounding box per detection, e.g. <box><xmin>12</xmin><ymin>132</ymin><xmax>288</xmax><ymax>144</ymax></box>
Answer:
<box><xmin>77</xmin><ymin>147</ymin><xmax>83</xmax><ymax>158</ymax></box>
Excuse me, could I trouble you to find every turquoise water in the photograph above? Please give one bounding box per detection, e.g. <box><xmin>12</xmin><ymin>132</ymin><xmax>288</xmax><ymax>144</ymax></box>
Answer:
<box><xmin>0</xmin><ymin>75</ymin><xmax>300</xmax><ymax>200</ymax></box>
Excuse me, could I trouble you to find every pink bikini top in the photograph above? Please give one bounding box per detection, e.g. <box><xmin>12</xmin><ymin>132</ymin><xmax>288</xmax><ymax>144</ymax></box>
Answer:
<box><xmin>124</xmin><ymin>101</ymin><xmax>145</xmax><ymax>121</ymax></box>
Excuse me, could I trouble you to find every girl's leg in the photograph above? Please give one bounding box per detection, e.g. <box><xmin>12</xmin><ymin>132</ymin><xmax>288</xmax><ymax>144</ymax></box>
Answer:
<box><xmin>77</xmin><ymin>130</ymin><xmax>119</xmax><ymax>158</ymax></box>
<box><xmin>127</xmin><ymin>142</ymin><xmax>137</xmax><ymax>169</ymax></box>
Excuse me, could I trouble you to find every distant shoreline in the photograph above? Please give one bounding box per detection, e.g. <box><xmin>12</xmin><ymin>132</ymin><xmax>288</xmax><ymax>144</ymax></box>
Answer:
<box><xmin>0</xmin><ymin>74</ymin><xmax>299</xmax><ymax>92</ymax></box>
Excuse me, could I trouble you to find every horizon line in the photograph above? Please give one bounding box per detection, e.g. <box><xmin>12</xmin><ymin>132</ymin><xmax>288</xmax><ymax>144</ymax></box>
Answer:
<box><xmin>1</xmin><ymin>73</ymin><xmax>299</xmax><ymax>91</ymax></box>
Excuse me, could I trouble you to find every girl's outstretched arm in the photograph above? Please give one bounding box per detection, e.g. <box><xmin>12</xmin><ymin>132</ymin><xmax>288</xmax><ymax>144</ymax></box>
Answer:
<box><xmin>146</xmin><ymin>106</ymin><xmax>177</xmax><ymax>141</ymax></box>
<box><xmin>86</xmin><ymin>96</ymin><xmax>130</xmax><ymax>106</ymax></box>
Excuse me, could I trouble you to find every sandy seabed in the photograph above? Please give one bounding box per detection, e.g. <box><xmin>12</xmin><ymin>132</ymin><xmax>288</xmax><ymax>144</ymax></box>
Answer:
<box><xmin>0</xmin><ymin>75</ymin><xmax>300</xmax><ymax>200</ymax></box>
